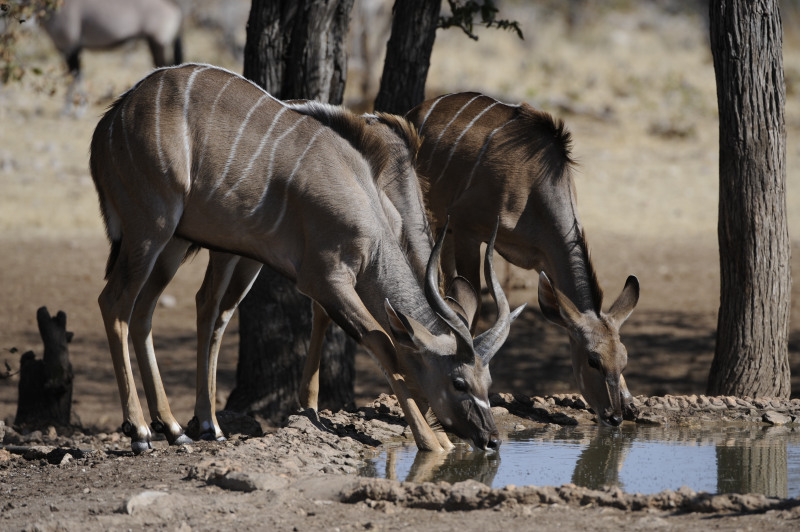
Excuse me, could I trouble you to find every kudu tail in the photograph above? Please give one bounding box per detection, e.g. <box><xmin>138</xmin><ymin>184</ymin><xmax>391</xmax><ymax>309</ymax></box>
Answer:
<box><xmin>89</xmin><ymin>99</ymin><xmax>126</xmax><ymax>281</ymax></box>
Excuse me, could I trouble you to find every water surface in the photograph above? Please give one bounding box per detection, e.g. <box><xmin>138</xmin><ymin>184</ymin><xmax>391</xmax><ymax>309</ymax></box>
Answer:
<box><xmin>360</xmin><ymin>424</ymin><xmax>800</xmax><ymax>498</ymax></box>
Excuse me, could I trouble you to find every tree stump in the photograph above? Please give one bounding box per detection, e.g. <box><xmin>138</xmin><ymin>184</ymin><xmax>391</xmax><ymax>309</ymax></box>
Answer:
<box><xmin>15</xmin><ymin>307</ymin><xmax>74</xmax><ymax>429</ymax></box>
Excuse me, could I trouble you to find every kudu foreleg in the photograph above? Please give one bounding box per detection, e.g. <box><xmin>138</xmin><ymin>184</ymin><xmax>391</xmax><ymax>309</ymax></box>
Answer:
<box><xmin>361</xmin><ymin>330</ymin><xmax>444</xmax><ymax>452</ymax></box>
<box><xmin>302</xmin><ymin>278</ymin><xmax>445</xmax><ymax>453</ymax></box>
<box><xmin>193</xmin><ymin>252</ymin><xmax>262</xmax><ymax>441</ymax></box>
<box><xmin>298</xmin><ymin>301</ymin><xmax>331</xmax><ymax>412</ymax></box>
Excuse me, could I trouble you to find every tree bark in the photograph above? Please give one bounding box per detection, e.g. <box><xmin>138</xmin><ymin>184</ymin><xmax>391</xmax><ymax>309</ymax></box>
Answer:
<box><xmin>707</xmin><ymin>0</ymin><xmax>791</xmax><ymax>397</ymax></box>
<box><xmin>373</xmin><ymin>0</ymin><xmax>441</xmax><ymax>114</ymax></box>
<box><xmin>230</xmin><ymin>0</ymin><xmax>355</xmax><ymax>423</ymax></box>
<box><xmin>15</xmin><ymin>307</ymin><xmax>74</xmax><ymax>428</ymax></box>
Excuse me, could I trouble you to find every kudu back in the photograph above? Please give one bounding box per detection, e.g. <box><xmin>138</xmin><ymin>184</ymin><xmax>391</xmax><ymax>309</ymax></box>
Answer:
<box><xmin>407</xmin><ymin>92</ymin><xmax>640</xmax><ymax>426</ymax></box>
<box><xmin>90</xmin><ymin>64</ymin><xmax>516</xmax><ymax>453</ymax></box>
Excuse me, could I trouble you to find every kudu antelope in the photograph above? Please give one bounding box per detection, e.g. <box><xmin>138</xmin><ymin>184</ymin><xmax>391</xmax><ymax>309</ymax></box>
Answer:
<box><xmin>40</xmin><ymin>0</ymin><xmax>183</xmax><ymax>114</ymax></box>
<box><xmin>189</xmin><ymin>108</ymin><xmax>520</xmax><ymax>451</ymax></box>
<box><xmin>406</xmin><ymin>92</ymin><xmax>640</xmax><ymax>427</ymax></box>
<box><xmin>90</xmin><ymin>64</ymin><xmax>517</xmax><ymax>453</ymax></box>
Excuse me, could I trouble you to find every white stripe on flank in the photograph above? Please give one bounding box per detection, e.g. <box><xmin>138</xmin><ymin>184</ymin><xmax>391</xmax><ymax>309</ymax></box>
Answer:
<box><xmin>182</xmin><ymin>65</ymin><xmax>212</xmax><ymax>192</ymax></box>
<box><xmin>427</xmin><ymin>94</ymin><xmax>482</xmax><ymax>171</ymax></box>
<box><xmin>197</xmin><ymin>75</ymin><xmax>237</xmax><ymax>173</ymax></box>
<box><xmin>251</xmin><ymin>115</ymin><xmax>309</xmax><ymax>212</ymax></box>
<box><xmin>219</xmin><ymin>93</ymin><xmax>270</xmax><ymax>188</ymax></box>
<box><xmin>241</xmin><ymin>106</ymin><xmax>290</xmax><ymax>183</ymax></box>
<box><xmin>472</xmin><ymin>395</ymin><xmax>490</xmax><ymax>410</ymax></box>
<box><xmin>463</xmin><ymin>117</ymin><xmax>518</xmax><ymax>192</ymax></box>
<box><xmin>155</xmin><ymin>73</ymin><xmax>167</xmax><ymax>175</ymax></box>
<box><xmin>433</xmin><ymin>101</ymin><xmax>498</xmax><ymax>184</ymax></box>
<box><xmin>264</xmin><ymin>128</ymin><xmax>324</xmax><ymax>235</ymax></box>
<box><xmin>417</xmin><ymin>93</ymin><xmax>449</xmax><ymax>134</ymax></box>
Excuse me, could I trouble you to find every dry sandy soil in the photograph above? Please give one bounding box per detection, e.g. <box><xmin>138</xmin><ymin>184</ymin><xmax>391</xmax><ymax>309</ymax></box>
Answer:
<box><xmin>2</xmin><ymin>1</ymin><xmax>800</xmax><ymax>530</ymax></box>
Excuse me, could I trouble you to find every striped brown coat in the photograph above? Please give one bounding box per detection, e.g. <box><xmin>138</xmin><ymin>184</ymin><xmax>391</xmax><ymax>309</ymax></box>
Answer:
<box><xmin>407</xmin><ymin>92</ymin><xmax>640</xmax><ymax>427</ymax></box>
<box><xmin>89</xmin><ymin>65</ymin><xmax>517</xmax><ymax>453</ymax></box>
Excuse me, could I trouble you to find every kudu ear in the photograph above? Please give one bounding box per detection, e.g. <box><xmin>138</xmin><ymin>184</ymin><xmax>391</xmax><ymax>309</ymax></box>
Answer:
<box><xmin>384</xmin><ymin>299</ymin><xmax>438</xmax><ymax>351</ymax></box>
<box><xmin>445</xmin><ymin>276</ymin><xmax>479</xmax><ymax>330</ymax></box>
<box><xmin>608</xmin><ymin>275</ymin><xmax>640</xmax><ymax>327</ymax></box>
<box><xmin>537</xmin><ymin>271</ymin><xmax>582</xmax><ymax>328</ymax></box>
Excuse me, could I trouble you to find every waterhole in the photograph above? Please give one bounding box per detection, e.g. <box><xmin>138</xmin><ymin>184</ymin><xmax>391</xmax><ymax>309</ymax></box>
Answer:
<box><xmin>359</xmin><ymin>424</ymin><xmax>800</xmax><ymax>498</ymax></box>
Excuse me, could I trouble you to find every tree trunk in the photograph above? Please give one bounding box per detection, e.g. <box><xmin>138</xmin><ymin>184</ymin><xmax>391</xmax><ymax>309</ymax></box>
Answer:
<box><xmin>373</xmin><ymin>0</ymin><xmax>441</xmax><ymax>114</ymax></box>
<box><xmin>15</xmin><ymin>307</ymin><xmax>74</xmax><ymax>428</ymax></box>
<box><xmin>230</xmin><ymin>0</ymin><xmax>355</xmax><ymax>423</ymax></box>
<box><xmin>707</xmin><ymin>0</ymin><xmax>791</xmax><ymax>398</ymax></box>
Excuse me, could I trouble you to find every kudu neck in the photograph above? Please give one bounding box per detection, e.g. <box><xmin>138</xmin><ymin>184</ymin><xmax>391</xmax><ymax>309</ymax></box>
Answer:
<box><xmin>545</xmin><ymin>236</ymin><xmax>602</xmax><ymax>315</ymax></box>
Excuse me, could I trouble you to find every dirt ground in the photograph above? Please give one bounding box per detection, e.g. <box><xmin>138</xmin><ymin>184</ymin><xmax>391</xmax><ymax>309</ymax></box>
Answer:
<box><xmin>2</xmin><ymin>2</ymin><xmax>800</xmax><ymax>530</ymax></box>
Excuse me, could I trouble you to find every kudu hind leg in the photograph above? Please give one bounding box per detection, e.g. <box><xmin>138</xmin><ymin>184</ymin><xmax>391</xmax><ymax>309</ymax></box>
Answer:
<box><xmin>193</xmin><ymin>253</ymin><xmax>262</xmax><ymax>441</ymax></box>
<box><xmin>98</xmin><ymin>237</ymin><xmax>177</xmax><ymax>452</ymax></box>
<box><xmin>129</xmin><ymin>238</ymin><xmax>193</xmax><ymax>445</ymax></box>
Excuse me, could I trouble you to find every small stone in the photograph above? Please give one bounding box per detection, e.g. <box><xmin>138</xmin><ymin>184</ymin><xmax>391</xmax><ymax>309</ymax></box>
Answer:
<box><xmin>763</xmin><ymin>411</ymin><xmax>791</xmax><ymax>425</ymax></box>
<box><xmin>120</xmin><ymin>491</ymin><xmax>169</xmax><ymax>515</ymax></box>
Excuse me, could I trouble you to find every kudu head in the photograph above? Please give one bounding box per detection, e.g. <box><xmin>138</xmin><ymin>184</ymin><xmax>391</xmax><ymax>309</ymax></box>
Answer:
<box><xmin>385</xmin><ymin>219</ymin><xmax>525</xmax><ymax>450</ymax></box>
<box><xmin>538</xmin><ymin>271</ymin><xmax>639</xmax><ymax>426</ymax></box>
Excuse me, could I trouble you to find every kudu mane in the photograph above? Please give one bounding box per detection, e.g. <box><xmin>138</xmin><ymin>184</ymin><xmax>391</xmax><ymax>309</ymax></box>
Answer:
<box><xmin>503</xmin><ymin>103</ymin><xmax>576</xmax><ymax>186</ymax></box>
<box><xmin>288</xmin><ymin>101</ymin><xmax>393</xmax><ymax>184</ymax></box>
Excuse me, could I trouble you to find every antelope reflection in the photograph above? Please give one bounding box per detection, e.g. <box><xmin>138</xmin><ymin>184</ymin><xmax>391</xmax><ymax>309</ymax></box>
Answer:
<box><xmin>384</xmin><ymin>443</ymin><xmax>500</xmax><ymax>486</ymax></box>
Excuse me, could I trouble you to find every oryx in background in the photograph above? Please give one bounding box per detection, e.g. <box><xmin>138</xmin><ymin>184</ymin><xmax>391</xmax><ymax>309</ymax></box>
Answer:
<box><xmin>40</xmin><ymin>0</ymin><xmax>183</xmax><ymax>114</ymax></box>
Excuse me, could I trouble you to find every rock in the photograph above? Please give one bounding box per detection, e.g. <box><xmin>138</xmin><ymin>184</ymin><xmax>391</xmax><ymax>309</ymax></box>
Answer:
<box><xmin>208</xmin><ymin>471</ymin><xmax>286</xmax><ymax>492</ymax></box>
<box><xmin>636</xmin><ymin>412</ymin><xmax>664</xmax><ymax>425</ymax></box>
<box><xmin>490</xmin><ymin>406</ymin><xmax>509</xmax><ymax>416</ymax></box>
<box><xmin>763</xmin><ymin>411</ymin><xmax>791</xmax><ymax>425</ymax></box>
<box><xmin>119</xmin><ymin>490</ymin><xmax>171</xmax><ymax>515</ymax></box>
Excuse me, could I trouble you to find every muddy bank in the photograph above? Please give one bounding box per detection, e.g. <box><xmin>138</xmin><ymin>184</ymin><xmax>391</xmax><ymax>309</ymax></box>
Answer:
<box><xmin>2</xmin><ymin>392</ymin><xmax>799</xmax><ymax>532</ymax></box>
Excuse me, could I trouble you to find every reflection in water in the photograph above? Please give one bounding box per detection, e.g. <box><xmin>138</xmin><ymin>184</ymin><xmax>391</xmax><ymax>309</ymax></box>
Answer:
<box><xmin>361</xmin><ymin>424</ymin><xmax>800</xmax><ymax>498</ymax></box>
<box><xmin>716</xmin><ymin>427</ymin><xmax>788</xmax><ymax>499</ymax></box>
<box><xmin>571</xmin><ymin>427</ymin><xmax>632</xmax><ymax>491</ymax></box>
<box><xmin>381</xmin><ymin>443</ymin><xmax>500</xmax><ymax>485</ymax></box>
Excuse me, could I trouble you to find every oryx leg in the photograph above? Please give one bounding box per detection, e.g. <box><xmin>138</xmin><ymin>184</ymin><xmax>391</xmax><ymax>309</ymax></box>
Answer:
<box><xmin>298</xmin><ymin>301</ymin><xmax>331</xmax><ymax>412</ymax></box>
<box><xmin>129</xmin><ymin>237</ymin><xmax>193</xmax><ymax>445</ymax></box>
<box><xmin>98</xmin><ymin>225</ymin><xmax>180</xmax><ymax>453</ymax></box>
<box><xmin>193</xmin><ymin>252</ymin><xmax>262</xmax><ymax>441</ymax></box>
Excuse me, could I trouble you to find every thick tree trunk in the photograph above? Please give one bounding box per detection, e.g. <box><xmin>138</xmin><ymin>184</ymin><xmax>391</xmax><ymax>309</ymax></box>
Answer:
<box><xmin>230</xmin><ymin>0</ymin><xmax>355</xmax><ymax>423</ymax></box>
<box><xmin>15</xmin><ymin>307</ymin><xmax>74</xmax><ymax>428</ymax></box>
<box><xmin>373</xmin><ymin>0</ymin><xmax>441</xmax><ymax>114</ymax></box>
<box><xmin>707</xmin><ymin>0</ymin><xmax>791</xmax><ymax>397</ymax></box>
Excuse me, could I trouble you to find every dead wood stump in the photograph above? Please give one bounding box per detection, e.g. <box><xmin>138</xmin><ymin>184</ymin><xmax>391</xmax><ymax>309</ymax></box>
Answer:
<box><xmin>15</xmin><ymin>307</ymin><xmax>74</xmax><ymax>429</ymax></box>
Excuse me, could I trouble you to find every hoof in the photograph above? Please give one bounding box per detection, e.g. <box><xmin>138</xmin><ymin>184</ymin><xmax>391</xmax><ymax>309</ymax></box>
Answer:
<box><xmin>173</xmin><ymin>434</ymin><xmax>194</xmax><ymax>446</ymax></box>
<box><xmin>299</xmin><ymin>407</ymin><xmax>320</xmax><ymax>423</ymax></box>
<box><xmin>198</xmin><ymin>430</ymin><xmax>226</xmax><ymax>442</ymax></box>
<box><xmin>131</xmin><ymin>439</ymin><xmax>153</xmax><ymax>454</ymax></box>
<box><xmin>122</xmin><ymin>421</ymin><xmax>152</xmax><ymax>454</ymax></box>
